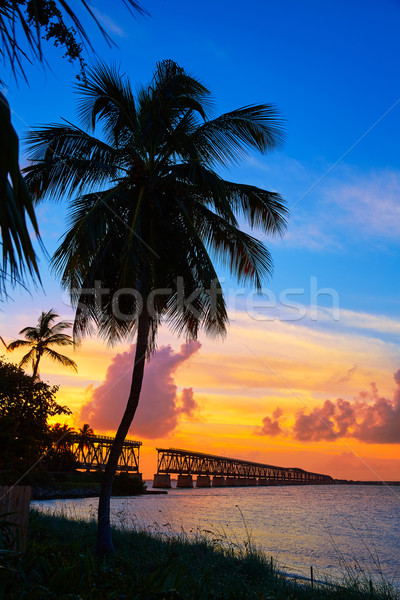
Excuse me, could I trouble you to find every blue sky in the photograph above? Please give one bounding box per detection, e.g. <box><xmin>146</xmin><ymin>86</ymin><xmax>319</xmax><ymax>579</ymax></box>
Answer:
<box><xmin>5</xmin><ymin>0</ymin><xmax>400</xmax><ymax>322</ymax></box>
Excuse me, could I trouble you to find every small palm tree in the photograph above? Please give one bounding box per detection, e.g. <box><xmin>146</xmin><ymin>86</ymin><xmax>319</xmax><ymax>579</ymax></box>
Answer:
<box><xmin>24</xmin><ymin>60</ymin><xmax>288</xmax><ymax>554</ymax></box>
<box><xmin>51</xmin><ymin>423</ymin><xmax>75</xmax><ymax>452</ymax></box>
<box><xmin>77</xmin><ymin>423</ymin><xmax>95</xmax><ymax>452</ymax></box>
<box><xmin>8</xmin><ymin>309</ymin><xmax>78</xmax><ymax>379</ymax></box>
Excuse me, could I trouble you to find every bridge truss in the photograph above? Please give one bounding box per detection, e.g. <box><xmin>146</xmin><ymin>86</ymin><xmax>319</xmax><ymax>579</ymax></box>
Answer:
<box><xmin>156</xmin><ymin>448</ymin><xmax>333</xmax><ymax>484</ymax></box>
<box><xmin>70</xmin><ymin>434</ymin><xmax>141</xmax><ymax>473</ymax></box>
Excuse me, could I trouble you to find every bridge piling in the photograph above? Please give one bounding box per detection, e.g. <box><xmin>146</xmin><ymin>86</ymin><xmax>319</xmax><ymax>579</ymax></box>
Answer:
<box><xmin>153</xmin><ymin>474</ymin><xmax>171</xmax><ymax>488</ymax></box>
<box><xmin>212</xmin><ymin>476</ymin><xmax>226</xmax><ymax>487</ymax></box>
<box><xmin>177</xmin><ymin>475</ymin><xmax>193</xmax><ymax>488</ymax></box>
<box><xmin>196</xmin><ymin>475</ymin><xmax>211</xmax><ymax>487</ymax></box>
<box><xmin>225</xmin><ymin>477</ymin><xmax>237</xmax><ymax>486</ymax></box>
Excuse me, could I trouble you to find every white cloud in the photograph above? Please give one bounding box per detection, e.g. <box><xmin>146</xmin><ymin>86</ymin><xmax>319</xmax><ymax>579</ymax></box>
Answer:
<box><xmin>325</xmin><ymin>169</ymin><xmax>400</xmax><ymax>239</ymax></box>
<box><xmin>89</xmin><ymin>6</ymin><xmax>126</xmax><ymax>38</ymax></box>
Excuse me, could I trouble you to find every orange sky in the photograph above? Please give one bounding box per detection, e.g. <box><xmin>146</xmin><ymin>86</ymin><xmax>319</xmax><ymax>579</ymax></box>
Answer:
<box><xmin>2</xmin><ymin>306</ymin><xmax>399</xmax><ymax>481</ymax></box>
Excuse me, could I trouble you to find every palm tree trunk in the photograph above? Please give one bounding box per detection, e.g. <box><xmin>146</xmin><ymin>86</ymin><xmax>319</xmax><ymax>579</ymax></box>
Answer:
<box><xmin>96</xmin><ymin>310</ymin><xmax>150</xmax><ymax>557</ymax></box>
<box><xmin>32</xmin><ymin>352</ymin><xmax>41</xmax><ymax>380</ymax></box>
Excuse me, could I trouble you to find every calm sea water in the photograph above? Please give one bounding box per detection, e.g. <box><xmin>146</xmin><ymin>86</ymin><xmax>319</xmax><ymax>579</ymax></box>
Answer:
<box><xmin>33</xmin><ymin>484</ymin><xmax>400</xmax><ymax>587</ymax></box>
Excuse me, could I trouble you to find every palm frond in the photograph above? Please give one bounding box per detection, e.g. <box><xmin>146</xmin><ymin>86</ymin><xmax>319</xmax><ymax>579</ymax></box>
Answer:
<box><xmin>192</xmin><ymin>104</ymin><xmax>285</xmax><ymax>167</ymax></box>
<box><xmin>46</xmin><ymin>333</ymin><xmax>76</xmax><ymax>347</ymax></box>
<box><xmin>18</xmin><ymin>347</ymin><xmax>36</xmax><ymax>370</ymax></box>
<box><xmin>150</xmin><ymin>59</ymin><xmax>213</xmax><ymax>121</ymax></box>
<box><xmin>43</xmin><ymin>347</ymin><xmax>78</xmax><ymax>372</ymax></box>
<box><xmin>194</xmin><ymin>203</ymin><xmax>274</xmax><ymax>290</ymax></box>
<box><xmin>1</xmin><ymin>0</ymin><xmax>147</xmax><ymax>80</ymax></box>
<box><xmin>24</xmin><ymin>123</ymin><xmax>122</xmax><ymax>201</ymax></box>
<box><xmin>76</xmin><ymin>61</ymin><xmax>138</xmax><ymax>145</ymax></box>
<box><xmin>224</xmin><ymin>180</ymin><xmax>288</xmax><ymax>235</ymax></box>
<box><xmin>18</xmin><ymin>326</ymin><xmax>40</xmax><ymax>340</ymax></box>
<box><xmin>166</xmin><ymin>163</ymin><xmax>237</xmax><ymax>225</ymax></box>
<box><xmin>7</xmin><ymin>339</ymin><xmax>32</xmax><ymax>351</ymax></box>
<box><xmin>0</xmin><ymin>92</ymin><xmax>40</xmax><ymax>288</ymax></box>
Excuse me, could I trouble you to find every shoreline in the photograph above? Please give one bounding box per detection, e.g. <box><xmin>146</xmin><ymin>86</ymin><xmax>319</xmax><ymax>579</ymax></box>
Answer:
<box><xmin>31</xmin><ymin>480</ymin><xmax>400</xmax><ymax>500</ymax></box>
<box><xmin>32</xmin><ymin>488</ymin><xmax>168</xmax><ymax>501</ymax></box>
<box><xmin>5</xmin><ymin>510</ymin><xmax>397</xmax><ymax>600</ymax></box>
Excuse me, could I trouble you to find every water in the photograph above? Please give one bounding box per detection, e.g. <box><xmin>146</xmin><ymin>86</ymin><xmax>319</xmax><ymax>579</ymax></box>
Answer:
<box><xmin>33</xmin><ymin>484</ymin><xmax>400</xmax><ymax>587</ymax></box>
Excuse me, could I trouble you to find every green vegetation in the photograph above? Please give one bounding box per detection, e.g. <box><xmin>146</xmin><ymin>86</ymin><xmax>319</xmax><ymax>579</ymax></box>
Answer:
<box><xmin>0</xmin><ymin>354</ymin><xmax>145</xmax><ymax>496</ymax></box>
<box><xmin>0</xmin><ymin>357</ymin><xmax>70</xmax><ymax>471</ymax></box>
<box><xmin>0</xmin><ymin>470</ymin><xmax>146</xmax><ymax>499</ymax></box>
<box><xmin>0</xmin><ymin>511</ymin><xmax>397</xmax><ymax>600</ymax></box>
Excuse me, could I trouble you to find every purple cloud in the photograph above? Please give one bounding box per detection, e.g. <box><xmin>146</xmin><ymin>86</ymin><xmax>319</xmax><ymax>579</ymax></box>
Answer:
<box><xmin>80</xmin><ymin>341</ymin><xmax>201</xmax><ymax>438</ymax></box>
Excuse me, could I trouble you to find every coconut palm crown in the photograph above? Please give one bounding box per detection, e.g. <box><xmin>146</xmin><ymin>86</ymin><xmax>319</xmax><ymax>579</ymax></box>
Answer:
<box><xmin>8</xmin><ymin>309</ymin><xmax>77</xmax><ymax>379</ymax></box>
<box><xmin>24</xmin><ymin>60</ymin><xmax>287</xmax><ymax>347</ymax></box>
<box><xmin>23</xmin><ymin>60</ymin><xmax>288</xmax><ymax>554</ymax></box>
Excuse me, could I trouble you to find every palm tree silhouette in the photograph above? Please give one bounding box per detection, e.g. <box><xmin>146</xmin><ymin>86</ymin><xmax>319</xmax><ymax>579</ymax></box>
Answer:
<box><xmin>51</xmin><ymin>422</ymin><xmax>75</xmax><ymax>452</ymax></box>
<box><xmin>1</xmin><ymin>3</ymin><xmax>146</xmax><ymax>296</ymax></box>
<box><xmin>8</xmin><ymin>309</ymin><xmax>78</xmax><ymax>379</ymax></box>
<box><xmin>24</xmin><ymin>60</ymin><xmax>288</xmax><ymax>554</ymax></box>
<box><xmin>77</xmin><ymin>423</ymin><xmax>95</xmax><ymax>452</ymax></box>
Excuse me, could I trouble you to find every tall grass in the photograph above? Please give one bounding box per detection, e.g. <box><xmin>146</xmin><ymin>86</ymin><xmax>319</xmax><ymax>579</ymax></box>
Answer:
<box><xmin>0</xmin><ymin>510</ymin><xmax>398</xmax><ymax>600</ymax></box>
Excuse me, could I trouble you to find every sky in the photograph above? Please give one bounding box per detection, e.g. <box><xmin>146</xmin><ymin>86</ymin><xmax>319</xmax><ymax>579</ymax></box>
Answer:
<box><xmin>1</xmin><ymin>0</ymin><xmax>400</xmax><ymax>480</ymax></box>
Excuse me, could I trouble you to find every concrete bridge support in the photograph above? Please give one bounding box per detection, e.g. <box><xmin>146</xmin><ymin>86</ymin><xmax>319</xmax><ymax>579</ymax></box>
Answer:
<box><xmin>212</xmin><ymin>476</ymin><xmax>226</xmax><ymax>487</ymax></box>
<box><xmin>235</xmin><ymin>478</ymin><xmax>246</xmax><ymax>486</ymax></box>
<box><xmin>177</xmin><ymin>474</ymin><xmax>193</xmax><ymax>488</ymax></box>
<box><xmin>196</xmin><ymin>475</ymin><xmax>211</xmax><ymax>487</ymax></box>
<box><xmin>153</xmin><ymin>474</ymin><xmax>171</xmax><ymax>488</ymax></box>
<box><xmin>225</xmin><ymin>477</ymin><xmax>236</xmax><ymax>486</ymax></box>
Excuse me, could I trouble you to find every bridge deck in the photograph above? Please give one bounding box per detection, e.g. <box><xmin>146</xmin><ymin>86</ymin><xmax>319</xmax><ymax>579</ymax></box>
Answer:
<box><xmin>70</xmin><ymin>434</ymin><xmax>142</xmax><ymax>472</ymax></box>
<box><xmin>156</xmin><ymin>447</ymin><xmax>333</xmax><ymax>483</ymax></box>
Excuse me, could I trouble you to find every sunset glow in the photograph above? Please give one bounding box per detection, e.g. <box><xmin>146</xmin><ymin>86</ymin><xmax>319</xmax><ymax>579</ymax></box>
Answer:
<box><xmin>2</xmin><ymin>0</ymin><xmax>400</xmax><ymax>486</ymax></box>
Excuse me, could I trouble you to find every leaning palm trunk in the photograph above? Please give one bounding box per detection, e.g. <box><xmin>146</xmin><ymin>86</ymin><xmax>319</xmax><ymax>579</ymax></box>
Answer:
<box><xmin>25</xmin><ymin>61</ymin><xmax>288</xmax><ymax>556</ymax></box>
<box><xmin>96</xmin><ymin>310</ymin><xmax>150</xmax><ymax>556</ymax></box>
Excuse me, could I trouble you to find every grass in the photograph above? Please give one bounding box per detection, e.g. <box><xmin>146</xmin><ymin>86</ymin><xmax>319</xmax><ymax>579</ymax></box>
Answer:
<box><xmin>0</xmin><ymin>510</ymin><xmax>398</xmax><ymax>600</ymax></box>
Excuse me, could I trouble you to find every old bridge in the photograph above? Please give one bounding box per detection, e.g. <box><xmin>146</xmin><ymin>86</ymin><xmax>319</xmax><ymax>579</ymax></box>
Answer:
<box><xmin>70</xmin><ymin>434</ymin><xmax>141</xmax><ymax>474</ymax></box>
<box><xmin>153</xmin><ymin>448</ymin><xmax>334</xmax><ymax>488</ymax></box>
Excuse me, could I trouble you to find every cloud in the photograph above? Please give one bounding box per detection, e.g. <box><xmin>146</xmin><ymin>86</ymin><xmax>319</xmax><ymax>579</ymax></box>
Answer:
<box><xmin>262</xmin><ymin>162</ymin><xmax>400</xmax><ymax>250</ymax></box>
<box><xmin>334</xmin><ymin>364</ymin><xmax>358</xmax><ymax>385</ymax></box>
<box><xmin>89</xmin><ymin>6</ymin><xmax>126</xmax><ymax>37</ymax></box>
<box><xmin>255</xmin><ymin>368</ymin><xmax>400</xmax><ymax>444</ymax></box>
<box><xmin>254</xmin><ymin>408</ymin><xmax>283</xmax><ymax>436</ymax></box>
<box><xmin>80</xmin><ymin>341</ymin><xmax>201</xmax><ymax>438</ymax></box>
<box><xmin>327</xmin><ymin>170</ymin><xmax>400</xmax><ymax>239</ymax></box>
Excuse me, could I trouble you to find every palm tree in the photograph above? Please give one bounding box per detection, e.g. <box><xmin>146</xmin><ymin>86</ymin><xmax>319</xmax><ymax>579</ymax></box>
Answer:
<box><xmin>51</xmin><ymin>422</ymin><xmax>75</xmax><ymax>452</ymax></box>
<box><xmin>24</xmin><ymin>60</ymin><xmax>288</xmax><ymax>555</ymax></box>
<box><xmin>8</xmin><ymin>309</ymin><xmax>78</xmax><ymax>379</ymax></box>
<box><xmin>0</xmin><ymin>91</ymin><xmax>41</xmax><ymax>295</ymax></box>
<box><xmin>77</xmin><ymin>423</ymin><xmax>95</xmax><ymax>452</ymax></box>
<box><xmin>0</xmin><ymin>2</ymin><xmax>146</xmax><ymax>296</ymax></box>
